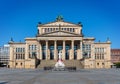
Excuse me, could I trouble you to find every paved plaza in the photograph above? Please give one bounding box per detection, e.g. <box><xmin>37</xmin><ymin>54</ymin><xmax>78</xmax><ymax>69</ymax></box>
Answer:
<box><xmin>0</xmin><ymin>68</ymin><xmax>120</xmax><ymax>84</ymax></box>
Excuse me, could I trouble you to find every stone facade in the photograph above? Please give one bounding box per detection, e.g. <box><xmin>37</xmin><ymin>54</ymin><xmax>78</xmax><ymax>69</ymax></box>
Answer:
<box><xmin>111</xmin><ymin>49</ymin><xmax>120</xmax><ymax>64</ymax></box>
<box><xmin>8</xmin><ymin>16</ymin><xmax>111</xmax><ymax>69</ymax></box>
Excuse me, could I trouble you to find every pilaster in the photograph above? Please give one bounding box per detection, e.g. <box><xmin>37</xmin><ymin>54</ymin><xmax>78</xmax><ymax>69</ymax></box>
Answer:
<box><xmin>25</xmin><ymin>43</ymin><xmax>29</xmax><ymax>59</ymax></box>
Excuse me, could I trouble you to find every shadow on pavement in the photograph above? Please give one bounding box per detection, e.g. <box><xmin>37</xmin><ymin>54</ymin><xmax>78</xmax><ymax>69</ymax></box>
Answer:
<box><xmin>0</xmin><ymin>82</ymin><xmax>8</xmax><ymax>84</ymax></box>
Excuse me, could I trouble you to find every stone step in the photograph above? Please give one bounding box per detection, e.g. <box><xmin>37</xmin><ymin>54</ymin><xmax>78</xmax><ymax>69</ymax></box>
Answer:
<box><xmin>37</xmin><ymin>60</ymin><xmax>84</xmax><ymax>69</ymax></box>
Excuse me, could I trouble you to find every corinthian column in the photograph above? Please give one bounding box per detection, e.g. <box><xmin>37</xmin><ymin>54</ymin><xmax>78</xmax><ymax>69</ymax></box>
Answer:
<box><xmin>39</xmin><ymin>41</ymin><xmax>42</xmax><ymax>60</ymax></box>
<box><xmin>77</xmin><ymin>40</ymin><xmax>83</xmax><ymax>60</ymax></box>
<box><xmin>70</xmin><ymin>40</ymin><xmax>74</xmax><ymax>60</ymax></box>
<box><xmin>62</xmin><ymin>40</ymin><xmax>65</xmax><ymax>60</ymax></box>
<box><xmin>46</xmin><ymin>40</ymin><xmax>48</xmax><ymax>60</ymax></box>
<box><xmin>80</xmin><ymin>40</ymin><xmax>83</xmax><ymax>59</ymax></box>
<box><xmin>54</xmin><ymin>40</ymin><xmax>57</xmax><ymax>60</ymax></box>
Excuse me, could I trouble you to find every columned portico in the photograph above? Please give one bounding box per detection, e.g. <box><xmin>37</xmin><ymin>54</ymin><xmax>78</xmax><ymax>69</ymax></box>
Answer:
<box><xmin>42</xmin><ymin>40</ymin><xmax>83</xmax><ymax>60</ymax></box>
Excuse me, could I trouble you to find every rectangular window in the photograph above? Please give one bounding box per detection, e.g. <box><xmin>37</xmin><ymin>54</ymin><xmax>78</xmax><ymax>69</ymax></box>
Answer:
<box><xmin>73</xmin><ymin>28</ymin><xmax>75</xmax><ymax>32</ymax></box>
<box><xmin>23</xmin><ymin>54</ymin><xmax>25</xmax><ymax>59</ymax></box>
<box><xmin>15</xmin><ymin>48</ymin><xmax>17</xmax><ymax>52</ymax></box>
<box><xmin>67</xmin><ymin>28</ymin><xmax>69</xmax><ymax>31</ymax></box>
<box><xmin>102</xmin><ymin>54</ymin><xmax>104</xmax><ymax>59</ymax></box>
<box><xmin>48</xmin><ymin>28</ymin><xmax>50</xmax><ymax>32</ymax></box>
<box><xmin>95</xmin><ymin>55</ymin><xmax>96</xmax><ymax>59</ymax></box>
<box><xmin>23</xmin><ymin>48</ymin><xmax>25</xmax><ymax>52</ymax></box>
<box><xmin>16</xmin><ymin>54</ymin><xmax>18</xmax><ymax>59</ymax></box>
<box><xmin>56</xmin><ymin>28</ymin><xmax>58</xmax><ymax>30</ymax></box>
<box><xmin>29</xmin><ymin>52</ymin><xmax>31</xmax><ymax>58</ymax></box>
<box><xmin>70</xmin><ymin>28</ymin><xmax>72</xmax><ymax>32</ymax></box>
<box><xmin>45</xmin><ymin>28</ymin><xmax>46</xmax><ymax>32</ymax></box>
<box><xmin>50</xmin><ymin>28</ymin><xmax>52</xmax><ymax>32</ymax></box>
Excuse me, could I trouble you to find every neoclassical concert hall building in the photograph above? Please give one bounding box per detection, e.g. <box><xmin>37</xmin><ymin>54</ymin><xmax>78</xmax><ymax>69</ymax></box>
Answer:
<box><xmin>9</xmin><ymin>16</ymin><xmax>111</xmax><ymax>69</ymax></box>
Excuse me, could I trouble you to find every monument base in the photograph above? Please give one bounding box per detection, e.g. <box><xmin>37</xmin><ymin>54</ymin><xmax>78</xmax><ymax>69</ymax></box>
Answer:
<box><xmin>54</xmin><ymin>60</ymin><xmax>65</xmax><ymax>71</ymax></box>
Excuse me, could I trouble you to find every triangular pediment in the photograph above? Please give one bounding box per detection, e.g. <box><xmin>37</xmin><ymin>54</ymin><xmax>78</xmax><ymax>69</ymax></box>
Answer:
<box><xmin>41</xmin><ymin>21</ymin><xmax>79</xmax><ymax>27</ymax></box>
<box><xmin>39</xmin><ymin>31</ymin><xmax>81</xmax><ymax>36</ymax></box>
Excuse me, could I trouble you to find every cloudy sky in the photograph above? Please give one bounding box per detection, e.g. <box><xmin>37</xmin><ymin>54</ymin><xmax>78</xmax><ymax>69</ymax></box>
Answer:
<box><xmin>0</xmin><ymin>0</ymin><xmax>120</xmax><ymax>48</ymax></box>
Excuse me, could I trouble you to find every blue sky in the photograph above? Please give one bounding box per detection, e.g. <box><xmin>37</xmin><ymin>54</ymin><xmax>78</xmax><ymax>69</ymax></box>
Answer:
<box><xmin>0</xmin><ymin>0</ymin><xmax>120</xmax><ymax>48</ymax></box>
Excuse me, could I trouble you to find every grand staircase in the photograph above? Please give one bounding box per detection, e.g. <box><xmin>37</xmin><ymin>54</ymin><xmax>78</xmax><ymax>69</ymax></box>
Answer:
<box><xmin>37</xmin><ymin>60</ymin><xmax>84</xmax><ymax>69</ymax></box>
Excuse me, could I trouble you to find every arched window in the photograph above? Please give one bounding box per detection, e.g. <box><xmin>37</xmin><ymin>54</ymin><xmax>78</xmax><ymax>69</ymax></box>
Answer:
<box><xmin>97</xmin><ymin>63</ymin><xmax>99</xmax><ymax>66</ymax></box>
<box><xmin>102</xmin><ymin>63</ymin><xmax>104</xmax><ymax>65</ymax></box>
<box><xmin>21</xmin><ymin>63</ymin><xmax>22</xmax><ymax>66</ymax></box>
<box><xmin>16</xmin><ymin>63</ymin><xmax>18</xmax><ymax>65</ymax></box>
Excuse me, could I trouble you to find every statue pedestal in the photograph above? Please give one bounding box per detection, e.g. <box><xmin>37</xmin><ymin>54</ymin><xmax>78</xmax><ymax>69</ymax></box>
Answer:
<box><xmin>54</xmin><ymin>51</ymin><xmax>65</xmax><ymax>71</ymax></box>
<box><xmin>54</xmin><ymin>60</ymin><xmax>65</xmax><ymax>71</ymax></box>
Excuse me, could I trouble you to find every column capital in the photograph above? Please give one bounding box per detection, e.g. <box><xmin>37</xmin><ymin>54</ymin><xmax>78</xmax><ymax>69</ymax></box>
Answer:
<box><xmin>45</xmin><ymin>40</ymin><xmax>48</xmax><ymax>42</ymax></box>
<box><xmin>38</xmin><ymin>41</ymin><xmax>42</xmax><ymax>45</ymax></box>
<box><xmin>71</xmin><ymin>40</ymin><xmax>74</xmax><ymax>41</ymax></box>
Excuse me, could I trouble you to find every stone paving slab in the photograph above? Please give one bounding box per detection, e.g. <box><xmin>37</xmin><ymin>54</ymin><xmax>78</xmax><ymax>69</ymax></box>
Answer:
<box><xmin>0</xmin><ymin>68</ymin><xmax>120</xmax><ymax>84</ymax></box>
